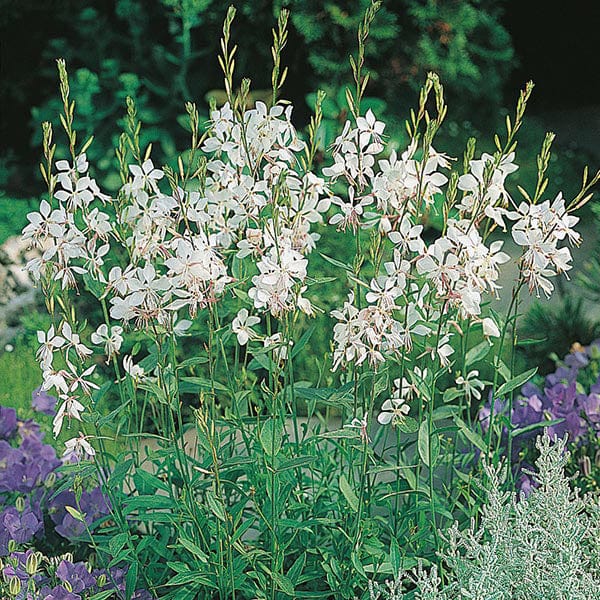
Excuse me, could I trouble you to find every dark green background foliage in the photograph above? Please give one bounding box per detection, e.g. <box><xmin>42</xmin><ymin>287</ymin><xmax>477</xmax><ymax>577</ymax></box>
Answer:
<box><xmin>1</xmin><ymin>0</ymin><xmax>514</xmax><ymax>194</ymax></box>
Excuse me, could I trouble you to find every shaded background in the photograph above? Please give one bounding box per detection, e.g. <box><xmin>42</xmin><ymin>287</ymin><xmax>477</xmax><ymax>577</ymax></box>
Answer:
<box><xmin>1</xmin><ymin>0</ymin><xmax>598</xmax><ymax>197</ymax></box>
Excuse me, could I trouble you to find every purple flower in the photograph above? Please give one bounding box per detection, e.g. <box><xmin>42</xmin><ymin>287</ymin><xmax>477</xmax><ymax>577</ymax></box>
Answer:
<box><xmin>478</xmin><ymin>397</ymin><xmax>507</xmax><ymax>434</ymax></box>
<box><xmin>0</xmin><ymin>406</ymin><xmax>17</xmax><ymax>439</ymax></box>
<box><xmin>516</xmin><ymin>470</ymin><xmax>538</xmax><ymax>497</ymax></box>
<box><xmin>56</xmin><ymin>560</ymin><xmax>96</xmax><ymax>594</ymax></box>
<box><xmin>580</xmin><ymin>393</ymin><xmax>600</xmax><ymax>425</ymax></box>
<box><xmin>2</xmin><ymin>506</ymin><xmax>42</xmax><ymax>543</ymax></box>
<box><xmin>41</xmin><ymin>584</ymin><xmax>81</xmax><ymax>600</ymax></box>
<box><xmin>565</xmin><ymin>350</ymin><xmax>589</xmax><ymax>369</ymax></box>
<box><xmin>17</xmin><ymin>418</ymin><xmax>42</xmax><ymax>440</ymax></box>
<box><xmin>32</xmin><ymin>387</ymin><xmax>58</xmax><ymax>416</ymax></box>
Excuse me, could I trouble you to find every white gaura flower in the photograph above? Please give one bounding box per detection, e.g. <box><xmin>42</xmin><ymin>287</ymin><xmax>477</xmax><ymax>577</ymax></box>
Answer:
<box><xmin>123</xmin><ymin>355</ymin><xmax>145</xmax><ymax>381</ymax></box>
<box><xmin>63</xmin><ymin>433</ymin><xmax>96</xmax><ymax>461</ymax></box>
<box><xmin>388</xmin><ymin>215</ymin><xmax>425</xmax><ymax>255</ymax></box>
<box><xmin>344</xmin><ymin>412</ymin><xmax>370</xmax><ymax>443</ymax></box>
<box><xmin>482</xmin><ymin>317</ymin><xmax>500</xmax><ymax>339</ymax></box>
<box><xmin>53</xmin><ymin>395</ymin><xmax>85</xmax><ymax>437</ymax></box>
<box><xmin>129</xmin><ymin>158</ymin><xmax>164</xmax><ymax>191</ymax></box>
<box><xmin>232</xmin><ymin>309</ymin><xmax>260</xmax><ymax>345</ymax></box>
<box><xmin>36</xmin><ymin>326</ymin><xmax>65</xmax><ymax>369</ymax></box>
<box><xmin>456</xmin><ymin>369</ymin><xmax>485</xmax><ymax>403</ymax></box>
<box><xmin>91</xmin><ymin>324</ymin><xmax>124</xmax><ymax>361</ymax></box>
<box><xmin>67</xmin><ymin>364</ymin><xmax>100</xmax><ymax>395</ymax></box>
<box><xmin>61</xmin><ymin>322</ymin><xmax>93</xmax><ymax>362</ymax></box>
<box><xmin>264</xmin><ymin>332</ymin><xmax>293</xmax><ymax>361</ymax></box>
<box><xmin>377</xmin><ymin>397</ymin><xmax>410</xmax><ymax>426</ymax></box>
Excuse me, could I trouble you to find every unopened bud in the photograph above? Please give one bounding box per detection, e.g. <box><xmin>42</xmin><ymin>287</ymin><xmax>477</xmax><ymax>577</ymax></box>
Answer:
<box><xmin>15</xmin><ymin>497</ymin><xmax>25</xmax><ymax>512</ymax></box>
<box><xmin>45</xmin><ymin>472</ymin><xmax>56</xmax><ymax>488</ymax></box>
<box><xmin>25</xmin><ymin>552</ymin><xmax>39</xmax><ymax>575</ymax></box>
<box><xmin>7</xmin><ymin>540</ymin><xmax>17</xmax><ymax>554</ymax></box>
<box><xmin>582</xmin><ymin>455</ymin><xmax>592</xmax><ymax>477</ymax></box>
<box><xmin>9</xmin><ymin>576</ymin><xmax>21</xmax><ymax>596</ymax></box>
<box><xmin>63</xmin><ymin>580</ymin><xmax>73</xmax><ymax>592</ymax></box>
<box><xmin>97</xmin><ymin>573</ymin><xmax>107</xmax><ymax>587</ymax></box>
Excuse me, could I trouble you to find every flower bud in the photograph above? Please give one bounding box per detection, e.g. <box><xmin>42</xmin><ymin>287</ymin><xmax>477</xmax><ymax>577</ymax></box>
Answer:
<box><xmin>25</xmin><ymin>552</ymin><xmax>39</xmax><ymax>575</ymax></box>
<box><xmin>63</xmin><ymin>580</ymin><xmax>73</xmax><ymax>592</ymax></box>
<box><xmin>9</xmin><ymin>576</ymin><xmax>21</xmax><ymax>596</ymax></box>
<box><xmin>45</xmin><ymin>471</ymin><xmax>56</xmax><ymax>488</ymax></box>
<box><xmin>97</xmin><ymin>573</ymin><xmax>107</xmax><ymax>587</ymax></box>
<box><xmin>15</xmin><ymin>497</ymin><xmax>25</xmax><ymax>512</ymax></box>
<box><xmin>7</xmin><ymin>540</ymin><xmax>17</xmax><ymax>554</ymax></box>
<box><xmin>581</xmin><ymin>455</ymin><xmax>592</xmax><ymax>477</ymax></box>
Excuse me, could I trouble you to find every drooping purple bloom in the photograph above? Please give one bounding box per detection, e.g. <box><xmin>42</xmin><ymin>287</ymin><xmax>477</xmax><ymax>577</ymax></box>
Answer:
<box><xmin>32</xmin><ymin>387</ymin><xmax>58</xmax><ymax>416</ymax></box>
<box><xmin>56</xmin><ymin>560</ymin><xmax>96</xmax><ymax>593</ymax></box>
<box><xmin>40</xmin><ymin>584</ymin><xmax>82</xmax><ymax>600</ymax></box>
<box><xmin>565</xmin><ymin>350</ymin><xmax>589</xmax><ymax>369</ymax></box>
<box><xmin>579</xmin><ymin>392</ymin><xmax>600</xmax><ymax>425</ymax></box>
<box><xmin>2</xmin><ymin>506</ymin><xmax>42</xmax><ymax>543</ymax></box>
<box><xmin>17</xmin><ymin>417</ymin><xmax>42</xmax><ymax>440</ymax></box>
<box><xmin>0</xmin><ymin>406</ymin><xmax>17</xmax><ymax>439</ymax></box>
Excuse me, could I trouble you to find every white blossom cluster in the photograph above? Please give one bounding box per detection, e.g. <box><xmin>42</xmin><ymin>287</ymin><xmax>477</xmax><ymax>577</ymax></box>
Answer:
<box><xmin>326</xmin><ymin>107</ymin><xmax>581</xmax><ymax>378</ymax></box>
<box><xmin>23</xmin><ymin>93</ymin><xmax>583</xmax><ymax>446</ymax></box>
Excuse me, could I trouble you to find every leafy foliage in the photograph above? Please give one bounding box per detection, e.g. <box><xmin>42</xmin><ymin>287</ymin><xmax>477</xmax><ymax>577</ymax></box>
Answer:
<box><xmin>367</xmin><ymin>435</ymin><xmax>600</xmax><ymax>599</ymax></box>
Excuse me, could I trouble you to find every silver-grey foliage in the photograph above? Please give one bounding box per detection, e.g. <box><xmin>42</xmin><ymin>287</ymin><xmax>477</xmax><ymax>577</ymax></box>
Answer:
<box><xmin>369</xmin><ymin>435</ymin><xmax>600</xmax><ymax>600</ymax></box>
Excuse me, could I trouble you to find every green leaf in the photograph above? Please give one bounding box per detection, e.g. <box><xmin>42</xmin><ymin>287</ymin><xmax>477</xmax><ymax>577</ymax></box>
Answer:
<box><xmin>89</xmin><ymin>591</ymin><xmax>117</xmax><ymax>600</ymax></box>
<box><xmin>125</xmin><ymin>561</ymin><xmax>138</xmax><ymax>599</ymax></box>
<box><xmin>418</xmin><ymin>419</ymin><xmax>439</xmax><ymax>468</ymax></box>
<box><xmin>339</xmin><ymin>474</ymin><xmax>359</xmax><ymax>512</ymax></box>
<box><xmin>82</xmin><ymin>271</ymin><xmax>105</xmax><ymax>299</ymax></box>
<box><xmin>465</xmin><ymin>340</ymin><xmax>491</xmax><ymax>366</ymax></box>
<box><xmin>287</xmin><ymin>553</ymin><xmax>306</xmax><ymax>585</ymax></box>
<box><xmin>318</xmin><ymin>252</ymin><xmax>352</xmax><ymax>272</ymax></box>
<box><xmin>390</xmin><ymin>537</ymin><xmax>401</xmax><ymax>574</ymax></box>
<box><xmin>205</xmin><ymin>490</ymin><xmax>226</xmax><ymax>522</ymax></box>
<box><xmin>291</xmin><ymin>325</ymin><xmax>316</xmax><ymax>359</ymax></box>
<box><xmin>511</xmin><ymin>418</ymin><xmax>563</xmax><ymax>438</ymax></box>
<box><xmin>259</xmin><ymin>418</ymin><xmax>283</xmax><ymax>456</ymax></box>
<box><xmin>454</xmin><ymin>417</ymin><xmax>486</xmax><ymax>452</ymax></box>
<box><xmin>179</xmin><ymin>376</ymin><xmax>229</xmax><ymax>394</ymax></box>
<box><xmin>109</xmin><ymin>532</ymin><xmax>129</xmax><ymax>555</ymax></box>
<box><xmin>108</xmin><ymin>458</ymin><xmax>133</xmax><ymax>488</ymax></box>
<box><xmin>496</xmin><ymin>367</ymin><xmax>537</xmax><ymax>397</ymax></box>
<box><xmin>432</xmin><ymin>406</ymin><xmax>460</xmax><ymax>421</ymax></box>
<box><xmin>179</xmin><ymin>537</ymin><xmax>209</xmax><ymax>563</ymax></box>
<box><xmin>397</xmin><ymin>416</ymin><xmax>419</xmax><ymax>433</ymax></box>
<box><xmin>443</xmin><ymin>387</ymin><xmax>463</xmax><ymax>403</ymax></box>
<box><xmin>273</xmin><ymin>572</ymin><xmax>295</xmax><ymax>596</ymax></box>
<box><xmin>277</xmin><ymin>456</ymin><xmax>316</xmax><ymax>472</ymax></box>
<box><xmin>177</xmin><ymin>356</ymin><xmax>209</xmax><ymax>370</ymax></box>
<box><xmin>123</xmin><ymin>495</ymin><xmax>176</xmax><ymax>512</ymax></box>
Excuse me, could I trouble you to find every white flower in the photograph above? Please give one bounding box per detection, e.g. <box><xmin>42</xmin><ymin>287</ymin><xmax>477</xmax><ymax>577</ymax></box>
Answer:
<box><xmin>130</xmin><ymin>158</ymin><xmax>164</xmax><ymax>191</ymax></box>
<box><xmin>36</xmin><ymin>326</ymin><xmax>65</xmax><ymax>369</ymax></box>
<box><xmin>123</xmin><ymin>355</ymin><xmax>145</xmax><ymax>381</ymax></box>
<box><xmin>53</xmin><ymin>396</ymin><xmax>85</xmax><ymax>437</ymax></box>
<box><xmin>61</xmin><ymin>322</ymin><xmax>93</xmax><ymax>362</ymax></box>
<box><xmin>456</xmin><ymin>369</ymin><xmax>484</xmax><ymax>402</ymax></box>
<box><xmin>232</xmin><ymin>309</ymin><xmax>260</xmax><ymax>346</ymax></box>
<box><xmin>63</xmin><ymin>433</ymin><xmax>96</xmax><ymax>461</ymax></box>
<box><xmin>482</xmin><ymin>317</ymin><xmax>500</xmax><ymax>339</ymax></box>
<box><xmin>344</xmin><ymin>412</ymin><xmax>370</xmax><ymax>443</ymax></box>
<box><xmin>264</xmin><ymin>332</ymin><xmax>292</xmax><ymax>361</ymax></box>
<box><xmin>91</xmin><ymin>324</ymin><xmax>124</xmax><ymax>360</ymax></box>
